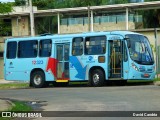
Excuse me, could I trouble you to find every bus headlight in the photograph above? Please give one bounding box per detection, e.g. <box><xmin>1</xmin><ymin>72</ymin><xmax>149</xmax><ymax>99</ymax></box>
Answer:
<box><xmin>132</xmin><ymin>63</ymin><xmax>139</xmax><ymax>71</ymax></box>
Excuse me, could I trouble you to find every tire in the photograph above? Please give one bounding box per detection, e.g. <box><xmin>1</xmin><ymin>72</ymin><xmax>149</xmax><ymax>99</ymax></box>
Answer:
<box><xmin>31</xmin><ymin>71</ymin><xmax>46</xmax><ymax>88</ymax></box>
<box><xmin>89</xmin><ymin>69</ymin><xmax>105</xmax><ymax>87</ymax></box>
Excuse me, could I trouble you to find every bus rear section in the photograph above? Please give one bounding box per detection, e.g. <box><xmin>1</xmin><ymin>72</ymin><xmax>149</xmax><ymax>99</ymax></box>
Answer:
<box><xmin>4</xmin><ymin>37</ymin><xmax>54</xmax><ymax>88</ymax></box>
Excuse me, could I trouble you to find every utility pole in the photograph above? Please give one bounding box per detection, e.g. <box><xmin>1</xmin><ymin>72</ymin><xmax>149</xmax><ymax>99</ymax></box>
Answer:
<box><xmin>29</xmin><ymin>0</ymin><xmax>35</xmax><ymax>36</ymax></box>
<box><xmin>154</xmin><ymin>28</ymin><xmax>158</xmax><ymax>78</ymax></box>
<box><xmin>88</xmin><ymin>6</ymin><xmax>91</xmax><ymax>32</ymax></box>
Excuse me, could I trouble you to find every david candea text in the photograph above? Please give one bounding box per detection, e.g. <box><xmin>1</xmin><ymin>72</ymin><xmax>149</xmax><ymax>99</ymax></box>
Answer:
<box><xmin>133</xmin><ymin>112</ymin><xmax>158</xmax><ymax>117</ymax></box>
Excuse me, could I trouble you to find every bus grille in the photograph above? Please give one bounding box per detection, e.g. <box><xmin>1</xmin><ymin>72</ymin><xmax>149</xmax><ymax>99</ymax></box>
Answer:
<box><xmin>139</xmin><ymin>68</ymin><xmax>145</xmax><ymax>72</ymax></box>
<box><xmin>147</xmin><ymin>69</ymin><xmax>153</xmax><ymax>73</ymax></box>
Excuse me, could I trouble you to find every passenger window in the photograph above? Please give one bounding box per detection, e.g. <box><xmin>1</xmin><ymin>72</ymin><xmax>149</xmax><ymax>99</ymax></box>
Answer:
<box><xmin>72</xmin><ymin>37</ymin><xmax>83</xmax><ymax>56</ymax></box>
<box><xmin>39</xmin><ymin>39</ymin><xmax>52</xmax><ymax>57</ymax></box>
<box><xmin>85</xmin><ymin>36</ymin><xmax>106</xmax><ymax>55</ymax></box>
<box><xmin>18</xmin><ymin>40</ymin><xmax>38</xmax><ymax>58</ymax></box>
<box><xmin>7</xmin><ymin>41</ymin><xmax>17</xmax><ymax>59</ymax></box>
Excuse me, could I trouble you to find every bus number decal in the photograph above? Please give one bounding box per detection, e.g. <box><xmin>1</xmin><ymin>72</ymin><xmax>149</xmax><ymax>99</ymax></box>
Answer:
<box><xmin>32</xmin><ymin>60</ymin><xmax>43</xmax><ymax>65</ymax></box>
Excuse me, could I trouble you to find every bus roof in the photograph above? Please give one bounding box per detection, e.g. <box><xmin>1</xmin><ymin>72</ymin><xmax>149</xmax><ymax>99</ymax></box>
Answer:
<box><xmin>6</xmin><ymin>31</ymin><xmax>141</xmax><ymax>41</ymax></box>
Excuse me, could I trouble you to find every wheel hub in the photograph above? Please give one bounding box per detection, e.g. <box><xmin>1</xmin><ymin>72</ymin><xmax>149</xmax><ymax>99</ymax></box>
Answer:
<box><xmin>34</xmin><ymin>75</ymin><xmax>42</xmax><ymax>85</ymax></box>
<box><xmin>93</xmin><ymin>74</ymin><xmax>99</xmax><ymax>84</ymax></box>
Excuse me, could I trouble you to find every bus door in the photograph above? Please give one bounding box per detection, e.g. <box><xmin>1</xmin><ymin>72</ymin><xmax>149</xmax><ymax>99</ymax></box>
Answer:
<box><xmin>56</xmin><ymin>43</ymin><xmax>70</xmax><ymax>81</ymax></box>
<box><xmin>108</xmin><ymin>40</ymin><xmax>123</xmax><ymax>79</ymax></box>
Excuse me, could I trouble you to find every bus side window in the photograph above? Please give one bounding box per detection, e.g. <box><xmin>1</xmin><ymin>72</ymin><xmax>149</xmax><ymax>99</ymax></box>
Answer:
<box><xmin>85</xmin><ymin>36</ymin><xmax>106</xmax><ymax>55</ymax></box>
<box><xmin>39</xmin><ymin>39</ymin><xmax>52</xmax><ymax>57</ymax></box>
<box><xmin>7</xmin><ymin>41</ymin><xmax>17</xmax><ymax>59</ymax></box>
<box><xmin>18</xmin><ymin>40</ymin><xmax>38</xmax><ymax>58</ymax></box>
<box><xmin>72</xmin><ymin>37</ymin><xmax>83</xmax><ymax>56</ymax></box>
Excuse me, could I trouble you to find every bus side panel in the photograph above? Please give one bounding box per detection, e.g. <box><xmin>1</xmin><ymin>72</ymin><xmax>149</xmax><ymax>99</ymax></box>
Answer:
<box><xmin>45</xmin><ymin>44</ymin><xmax>56</xmax><ymax>81</ymax></box>
<box><xmin>69</xmin><ymin>56</ymin><xmax>88</xmax><ymax>81</ymax></box>
<box><xmin>5</xmin><ymin>58</ymin><xmax>30</xmax><ymax>81</ymax></box>
<box><xmin>5</xmin><ymin>57</ymin><xmax>55</xmax><ymax>81</ymax></box>
<box><xmin>69</xmin><ymin>55</ymin><xmax>108</xmax><ymax>81</ymax></box>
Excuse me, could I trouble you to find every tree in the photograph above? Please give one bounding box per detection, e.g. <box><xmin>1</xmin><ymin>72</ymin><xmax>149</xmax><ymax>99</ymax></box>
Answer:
<box><xmin>0</xmin><ymin>2</ymin><xmax>13</xmax><ymax>36</ymax></box>
<box><xmin>14</xmin><ymin>0</ymin><xmax>27</xmax><ymax>6</ymax></box>
<box><xmin>0</xmin><ymin>2</ymin><xmax>12</xmax><ymax>14</ymax></box>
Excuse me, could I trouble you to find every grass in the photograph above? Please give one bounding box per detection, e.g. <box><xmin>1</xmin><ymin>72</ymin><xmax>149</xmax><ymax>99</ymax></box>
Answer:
<box><xmin>10</xmin><ymin>101</ymin><xmax>32</xmax><ymax>111</ymax></box>
<box><xmin>0</xmin><ymin>83</ymin><xmax>29</xmax><ymax>89</ymax></box>
<box><xmin>127</xmin><ymin>77</ymin><xmax>160</xmax><ymax>83</ymax></box>
<box><xmin>0</xmin><ymin>101</ymin><xmax>32</xmax><ymax>120</ymax></box>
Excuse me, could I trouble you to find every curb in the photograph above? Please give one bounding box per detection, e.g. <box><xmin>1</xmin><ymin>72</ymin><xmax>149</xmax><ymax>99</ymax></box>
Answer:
<box><xmin>154</xmin><ymin>81</ymin><xmax>160</xmax><ymax>86</ymax></box>
<box><xmin>0</xmin><ymin>79</ymin><xmax>17</xmax><ymax>84</ymax></box>
<box><xmin>0</xmin><ymin>99</ymin><xmax>13</xmax><ymax>111</ymax></box>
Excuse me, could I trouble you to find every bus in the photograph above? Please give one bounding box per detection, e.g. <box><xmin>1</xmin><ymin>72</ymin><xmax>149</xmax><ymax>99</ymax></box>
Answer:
<box><xmin>4</xmin><ymin>31</ymin><xmax>155</xmax><ymax>88</ymax></box>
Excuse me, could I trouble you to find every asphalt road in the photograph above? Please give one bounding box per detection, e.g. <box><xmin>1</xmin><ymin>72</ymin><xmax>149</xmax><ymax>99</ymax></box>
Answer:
<box><xmin>0</xmin><ymin>84</ymin><xmax>160</xmax><ymax>120</ymax></box>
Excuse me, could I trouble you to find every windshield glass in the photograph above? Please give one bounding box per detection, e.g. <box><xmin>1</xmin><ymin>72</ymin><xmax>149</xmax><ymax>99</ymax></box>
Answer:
<box><xmin>126</xmin><ymin>34</ymin><xmax>154</xmax><ymax>65</ymax></box>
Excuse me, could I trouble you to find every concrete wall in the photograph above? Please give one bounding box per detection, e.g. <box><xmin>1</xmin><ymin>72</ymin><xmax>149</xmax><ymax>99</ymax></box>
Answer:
<box><xmin>13</xmin><ymin>6</ymin><xmax>37</xmax><ymax>12</ymax></box>
<box><xmin>0</xmin><ymin>43</ymin><xmax>4</xmax><ymax>53</ymax></box>
<box><xmin>60</xmin><ymin>24</ymin><xmax>88</xmax><ymax>34</ymax></box>
<box><xmin>11</xmin><ymin>6</ymin><xmax>38</xmax><ymax>37</ymax></box>
<box><xmin>0</xmin><ymin>58</ymin><xmax>3</xmax><ymax>79</ymax></box>
<box><xmin>12</xmin><ymin>16</ymin><xmax>30</xmax><ymax>36</ymax></box>
<box><xmin>0</xmin><ymin>37</ymin><xmax>4</xmax><ymax>79</ymax></box>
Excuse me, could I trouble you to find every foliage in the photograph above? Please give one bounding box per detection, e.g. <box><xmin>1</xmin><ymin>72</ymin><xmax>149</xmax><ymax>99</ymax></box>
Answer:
<box><xmin>0</xmin><ymin>82</ymin><xmax>29</xmax><ymax>89</ymax></box>
<box><xmin>32</xmin><ymin>0</ymin><xmax>129</xmax><ymax>9</ymax></box>
<box><xmin>14</xmin><ymin>0</ymin><xmax>27</xmax><ymax>6</ymax></box>
<box><xmin>11</xmin><ymin>101</ymin><xmax>32</xmax><ymax>111</ymax></box>
<box><xmin>35</xmin><ymin>16</ymin><xmax>56</xmax><ymax>34</ymax></box>
<box><xmin>0</xmin><ymin>2</ymin><xmax>12</xmax><ymax>14</ymax></box>
<box><xmin>0</xmin><ymin>20</ymin><xmax>11</xmax><ymax>36</ymax></box>
<box><xmin>0</xmin><ymin>3</ymin><xmax>13</xmax><ymax>36</ymax></box>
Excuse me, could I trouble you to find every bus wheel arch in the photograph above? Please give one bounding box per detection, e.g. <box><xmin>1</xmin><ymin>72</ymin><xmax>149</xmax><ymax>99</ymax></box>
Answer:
<box><xmin>88</xmin><ymin>66</ymin><xmax>105</xmax><ymax>87</ymax></box>
<box><xmin>30</xmin><ymin>68</ymin><xmax>46</xmax><ymax>88</ymax></box>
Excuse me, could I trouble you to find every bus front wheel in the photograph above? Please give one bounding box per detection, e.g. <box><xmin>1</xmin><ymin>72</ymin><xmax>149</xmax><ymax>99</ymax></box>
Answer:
<box><xmin>31</xmin><ymin>71</ymin><xmax>46</xmax><ymax>88</ymax></box>
<box><xmin>89</xmin><ymin>69</ymin><xmax>105</xmax><ymax>87</ymax></box>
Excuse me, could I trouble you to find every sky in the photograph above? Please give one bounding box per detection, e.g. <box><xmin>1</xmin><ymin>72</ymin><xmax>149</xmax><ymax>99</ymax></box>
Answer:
<box><xmin>0</xmin><ymin>0</ymin><xmax>15</xmax><ymax>3</ymax></box>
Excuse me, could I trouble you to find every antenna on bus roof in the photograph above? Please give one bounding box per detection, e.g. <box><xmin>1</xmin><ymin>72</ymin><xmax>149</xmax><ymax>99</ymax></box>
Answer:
<box><xmin>40</xmin><ymin>33</ymin><xmax>52</xmax><ymax>36</ymax></box>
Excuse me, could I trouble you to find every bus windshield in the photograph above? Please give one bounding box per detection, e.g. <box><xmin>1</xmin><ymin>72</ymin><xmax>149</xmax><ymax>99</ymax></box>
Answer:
<box><xmin>126</xmin><ymin>34</ymin><xmax>154</xmax><ymax>65</ymax></box>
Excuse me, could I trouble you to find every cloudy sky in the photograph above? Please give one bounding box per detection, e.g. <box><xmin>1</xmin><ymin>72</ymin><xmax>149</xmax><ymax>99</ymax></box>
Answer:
<box><xmin>0</xmin><ymin>0</ymin><xmax>15</xmax><ymax>2</ymax></box>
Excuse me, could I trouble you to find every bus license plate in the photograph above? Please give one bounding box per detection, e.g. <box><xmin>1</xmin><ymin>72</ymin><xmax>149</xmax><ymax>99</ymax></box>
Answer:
<box><xmin>144</xmin><ymin>74</ymin><xmax>149</xmax><ymax>77</ymax></box>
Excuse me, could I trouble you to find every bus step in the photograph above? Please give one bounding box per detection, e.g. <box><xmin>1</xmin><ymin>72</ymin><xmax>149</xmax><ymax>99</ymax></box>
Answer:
<box><xmin>108</xmin><ymin>78</ymin><xmax>123</xmax><ymax>80</ymax></box>
<box><xmin>110</xmin><ymin>74</ymin><xmax>121</xmax><ymax>78</ymax></box>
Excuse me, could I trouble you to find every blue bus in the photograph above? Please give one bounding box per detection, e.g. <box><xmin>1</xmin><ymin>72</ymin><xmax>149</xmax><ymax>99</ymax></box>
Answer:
<box><xmin>4</xmin><ymin>31</ymin><xmax>155</xmax><ymax>88</ymax></box>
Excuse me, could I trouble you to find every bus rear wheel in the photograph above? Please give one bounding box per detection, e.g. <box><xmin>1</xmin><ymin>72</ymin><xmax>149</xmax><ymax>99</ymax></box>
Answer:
<box><xmin>31</xmin><ymin>71</ymin><xmax>46</xmax><ymax>88</ymax></box>
<box><xmin>89</xmin><ymin>69</ymin><xmax>105</xmax><ymax>87</ymax></box>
